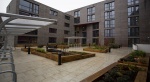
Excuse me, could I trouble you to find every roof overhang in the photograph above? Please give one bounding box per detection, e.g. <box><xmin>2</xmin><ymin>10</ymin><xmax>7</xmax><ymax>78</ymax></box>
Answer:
<box><xmin>0</xmin><ymin>13</ymin><xmax>57</xmax><ymax>35</ymax></box>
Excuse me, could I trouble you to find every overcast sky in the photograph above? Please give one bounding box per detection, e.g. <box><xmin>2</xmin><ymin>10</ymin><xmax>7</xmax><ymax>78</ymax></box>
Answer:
<box><xmin>0</xmin><ymin>0</ymin><xmax>104</xmax><ymax>13</ymax></box>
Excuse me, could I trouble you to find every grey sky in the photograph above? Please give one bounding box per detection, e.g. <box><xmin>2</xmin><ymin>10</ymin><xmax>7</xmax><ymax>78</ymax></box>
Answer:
<box><xmin>0</xmin><ymin>0</ymin><xmax>104</xmax><ymax>13</ymax></box>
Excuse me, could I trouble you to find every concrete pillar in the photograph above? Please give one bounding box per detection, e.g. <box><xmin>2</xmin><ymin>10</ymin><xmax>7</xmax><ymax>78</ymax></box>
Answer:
<box><xmin>80</xmin><ymin>38</ymin><xmax>82</xmax><ymax>47</ymax></box>
<box><xmin>7</xmin><ymin>35</ymin><xmax>15</xmax><ymax>47</ymax></box>
<box><xmin>68</xmin><ymin>38</ymin><xmax>70</xmax><ymax>46</ymax></box>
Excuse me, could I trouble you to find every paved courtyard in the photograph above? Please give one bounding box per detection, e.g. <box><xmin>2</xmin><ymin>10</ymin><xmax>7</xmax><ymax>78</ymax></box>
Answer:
<box><xmin>1</xmin><ymin>47</ymin><xmax>132</xmax><ymax>82</ymax></box>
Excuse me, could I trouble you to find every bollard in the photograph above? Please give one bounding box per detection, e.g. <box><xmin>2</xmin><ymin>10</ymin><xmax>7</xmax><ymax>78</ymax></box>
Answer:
<box><xmin>28</xmin><ymin>47</ymin><xmax>30</xmax><ymax>54</ymax></box>
<box><xmin>58</xmin><ymin>51</ymin><xmax>62</xmax><ymax>65</ymax></box>
<box><xmin>25</xmin><ymin>45</ymin><xmax>26</xmax><ymax>49</ymax></box>
<box><xmin>108</xmin><ymin>47</ymin><xmax>111</xmax><ymax>53</ymax></box>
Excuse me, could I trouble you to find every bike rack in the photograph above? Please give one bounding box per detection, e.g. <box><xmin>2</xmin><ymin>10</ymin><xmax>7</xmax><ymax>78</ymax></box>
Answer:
<box><xmin>0</xmin><ymin>70</ymin><xmax>17</xmax><ymax>82</ymax></box>
<box><xmin>0</xmin><ymin>46</ymin><xmax>17</xmax><ymax>82</ymax></box>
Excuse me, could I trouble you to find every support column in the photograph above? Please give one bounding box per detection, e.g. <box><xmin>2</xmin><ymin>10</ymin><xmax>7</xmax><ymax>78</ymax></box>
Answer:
<box><xmin>68</xmin><ymin>38</ymin><xmax>70</xmax><ymax>47</ymax></box>
<box><xmin>7</xmin><ymin>35</ymin><xmax>15</xmax><ymax>47</ymax></box>
<box><xmin>80</xmin><ymin>38</ymin><xmax>82</xmax><ymax>47</ymax></box>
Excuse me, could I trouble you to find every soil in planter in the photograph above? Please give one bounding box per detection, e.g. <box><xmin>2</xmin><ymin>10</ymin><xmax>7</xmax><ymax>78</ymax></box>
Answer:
<box><xmin>51</xmin><ymin>51</ymin><xmax>89</xmax><ymax>56</ymax></box>
<box><xmin>93</xmin><ymin>65</ymin><xmax>141</xmax><ymax>82</ymax></box>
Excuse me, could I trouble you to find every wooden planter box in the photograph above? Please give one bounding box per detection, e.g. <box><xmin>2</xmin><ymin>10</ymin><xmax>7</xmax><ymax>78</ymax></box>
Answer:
<box><xmin>31</xmin><ymin>51</ymin><xmax>47</xmax><ymax>57</ymax></box>
<box><xmin>118</xmin><ymin>55</ymin><xmax>149</xmax><ymax>67</ymax></box>
<box><xmin>28</xmin><ymin>50</ymin><xmax>95</xmax><ymax>63</ymax></box>
<box><xmin>61</xmin><ymin>54</ymin><xmax>95</xmax><ymax>63</ymax></box>
<box><xmin>81</xmin><ymin>62</ymin><xmax>147</xmax><ymax>82</ymax></box>
<box><xmin>83</xmin><ymin>47</ymin><xmax>108</xmax><ymax>53</ymax></box>
<box><xmin>21</xmin><ymin>48</ymin><xmax>36</xmax><ymax>52</ymax></box>
<box><xmin>46</xmin><ymin>53</ymin><xmax>95</xmax><ymax>63</ymax></box>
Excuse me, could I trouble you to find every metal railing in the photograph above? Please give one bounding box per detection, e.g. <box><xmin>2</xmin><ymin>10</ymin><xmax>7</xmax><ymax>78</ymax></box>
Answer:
<box><xmin>0</xmin><ymin>46</ymin><xmax>17</xmax><ymax>82</ymax></box>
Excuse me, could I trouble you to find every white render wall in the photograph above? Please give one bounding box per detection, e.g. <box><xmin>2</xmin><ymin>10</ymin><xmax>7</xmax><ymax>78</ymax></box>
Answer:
<box><xmin>134</xmin><ymin>44</ymin><xmax>150</xmax><ymax>53</ymax></box>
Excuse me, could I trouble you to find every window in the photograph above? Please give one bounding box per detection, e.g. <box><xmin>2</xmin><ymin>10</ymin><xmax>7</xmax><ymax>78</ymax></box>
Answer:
<box><xmin>110</xmin><ymin>2</ymin><xmax>114</xmax><ymax>10</ymax></box>
<box><xmin>128</xmin><ymin>38</ymin><xmax>140</xmax><ymax>47</ymax></box>
<box><xmin>128</xmin><ymin>0</ymin><xmax>139</xmax><ymax>5</ymax></box>
<box><xmin>87</xmin><ymin>7</ymin><xmax>95</xmax><ymax>22</ymax></box>
<box><xmin>64</xmin><ymin>23</ymin><xmax>70</xmax><ymax>27</ymax></box>
<box><xmin>105</xmin><ymin>2</ymin><xmax>115</xmax><ymax>11</ymax></box>
<box><xmin>110</xmin><ymin>20</ymin><xmax>115</xmax><ymax>27</ymax></box>
<box><xmin>128</xmin><ymin>0</ymin><xmax>134</xmax><ymax>5</ymax></box>
<box><xmin>65</xmin><ymin>15</ymin><xmax>70</xmax><ymax>20</ymax></box>
<box><xmin>64</xmin><ymin>30</ymin><xmax>69</xmax><ymax>35</ymax></box>
<box><xmin>110</xmin><ymin>11</ymin><xmax>115</xmax><ymax>19</ymax></box>
<box><xmin>105</xmin><ymin>11</ymin><xmax>115</xmax><ymax>19</ymax></box>
<box><xmin>64</xmin><ymin>39</ymin><xmax>68</xmax><ymax>43</ymax></box>
<box><xmin>82</xmin><ymin>32</ymin><xmax>87</xmax><ymax>37</ymax></box>
<box><xmin>74</xmin><ymin>17</ymin><xmax>80</xmax><ymax>23</ymax></box>
<box><xmin>87</xmin><ymin>7</ymin><xmax>95</xmax><ymax>15</ymax></box>
<box><xmin>49</xmin><ymin>37</ymin><xmax>56</xmax><ymax>43</ymax></box>
<box><xmin>82</xmin><ymin>27</ymin><xmax>86</xmax><ymax>31</ymax></box>
<box><xmin>93</xmin><ymin>23</ymin><xmax>99</xmax><ymax>29</ymax></box>
<box><xmin>128</xmin><ymin>7</ymin><xmax>134</xmax><ymax>16</ymax></box>
<box><xmin>49</xmin><ymin>28</ymin><xmax>57</xmax><ymax>33</ymax></box>
<box><xmin>93</xmin><ymin>38</ymin><xmax>99</xmax><ymax>44</ymax></box>
<box><xmin>19</xmin><ymin>0</ymin><xmax>39</xmax><ymax>14</ymax></box>
<box><xmin>50</xmin><ymin>10</ymin><xmax>58</xmax><ymax>16</ymax></box>
<box><xmin>135</xmin><ymin>0</ymin><xmax>139</xmax><ymax>4</ymax></box>
<box><xmin>87</xmin><ymin>15</ymin><xmax>95</xmax><ymax>22</ymax></box>
<box><xmin>33</xmin><ymin>4</ymin><xmax>39</xmax><ymax>14</ymax></box>
<box><xmin>105</xmin><ymin>4</ymin><xmax>109</xmax><ymax>11</ymax></box>
<box><xmin>82</xmin><ymin>38</ymin><xmax>86</xmax><ymax>44</ymax></box>
<box><xmin>128</xmin><ymin>27</ymin><xmax>139</xmax><ymax>37</ymax></box>
<box><xmin>18</xmin><ymin>36</ymin><xmax>37</xmax><ymax>44</ymax></box>
<box><xmin>93</xmin><ymin>30</ymin><xmax>99</xmax><ymax>37</ymax></box>
<box><xmin>74</xmin><ymin>11</ymin><xmax>80</xmax><ymax>17</ymax></box>
<box><xmin>128</xmin><ymin>16</ymin><xmax>139</xmax><ymax>26</ymax></box>
<box><xmin>128</xmin><ymin>6</ymin><xmax>139</xmax><ymax>16</ymax></box>
<box><xmin>104</xmin><ymin>29</ymin><xmax>114</xmax><ymax>37</ymax></box>
<box><xmin>105</xmin><ymin>20</ymin><xmax>115</xmax><ymax>28</ymax></box>
<box><xmin>19</xmin><ymin>11</ymin><xmax>39</xmax><ymax>17</ymax></box>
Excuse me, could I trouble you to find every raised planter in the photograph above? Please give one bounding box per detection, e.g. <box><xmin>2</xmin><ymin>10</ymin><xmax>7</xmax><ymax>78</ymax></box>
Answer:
<box><xmin>81</xmin><ymin>62</ymin><xmax>147</xmax><ymax>82</ymax></box>
<box><xmin>61</xmin><ymin>53</ymin><xmax>95</xmax><ymax>63</ymax></box>
<box><xmin>119</xmin><ymin>55</ymin><xmax>149</xmax><ymax>67</ymax></box>
<box><xmin>83</xmin><ymin>47</ymin><xmax>108</xmax><ymax>53</ymax></box>
<box><xmin>21</xmin><ymin>48</ymin><xmax>95</xmax><ymax>63</ymax></box>
<box><xmin>31</xmin><ymin>51</ymin><xmax>46</xmax><ymax>57</ymax></box>
<box><xmin>21</xmin><ymin>48</ymin><xmax>36</xmax><ymax>52</ymax></box>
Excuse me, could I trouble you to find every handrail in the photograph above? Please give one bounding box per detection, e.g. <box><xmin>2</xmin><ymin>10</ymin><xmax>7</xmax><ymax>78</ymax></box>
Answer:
<box><xmin>0</xmin><ymin>70</ymin><xmax>17</xmax><ymax>82</ymax></box>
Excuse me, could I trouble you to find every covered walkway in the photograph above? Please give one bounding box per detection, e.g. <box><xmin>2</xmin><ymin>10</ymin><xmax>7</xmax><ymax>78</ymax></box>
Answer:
<box><xmin>0</xmin><ymin>13</ymin><xmax>57</xmax><ymax>82</ymax></box>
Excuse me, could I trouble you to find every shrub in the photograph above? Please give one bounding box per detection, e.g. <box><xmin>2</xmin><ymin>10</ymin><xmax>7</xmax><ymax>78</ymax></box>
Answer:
<box><xmin>36</xmin><ymin>48</ymin><xmax>46</xmax><ymax>53</ymax></box>
<box><xmin>69</xmin><ymin>51</ymin><xmax>88</xmax><ymax>55</ymax></box>
<box><xmin>117</xmin><ymin>75</ymin><xmax>130</xmax><ymax>82</ymax></box>
<box><xmin>130</xmin><ymin>50</ymin><xmax>146</xmax><ymax>57</ymax></box>
<box><xmin>37</xmin><ymin>45</ymin><xmax>44</xmax><ymax>48</ymax></box>
<box><xmin>123</xmin><ymin>56</ymin><xmax>135</xmax><ymax>62</ymax></box>
<box><xmin>109</xmin><ymin>43</ymin><xmax>120</xmax><ymax>49</ymax></box>
<box><xmin>103</xmin><ymin>73</ymin><xmax>115</xmax><ymax>82</ymax></box>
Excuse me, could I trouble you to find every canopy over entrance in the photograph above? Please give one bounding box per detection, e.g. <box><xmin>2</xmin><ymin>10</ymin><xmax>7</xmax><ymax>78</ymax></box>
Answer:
<box><xmin>0</xmin><ymin>13</ymin><xmax>57</xmax><ymax>51</ymax></box>
<box><xmin>65</xmin><ymin>36</ymin><xmax>85</xmax><ymax>47</ymax></box>
<box><xmin>0</xmin><ymin>13</ymin><xmax>57</xmax><ymax>35</ymax></box>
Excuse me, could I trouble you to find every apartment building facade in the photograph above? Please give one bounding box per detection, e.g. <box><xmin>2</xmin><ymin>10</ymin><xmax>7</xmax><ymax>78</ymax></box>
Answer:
<box><xmin>7</xmin><ymin>0</ymin><xmax>74</xmax><ymax>45</ymax></box>
<box><xmin>7</xmin><ymin>0</ymin><xmax>150</xmax><ymax>46</ymax></box>
<box><xmin>67</xmin><ymin>0</ymin><xmax>150</xmax><ymax>46</ymax></box>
